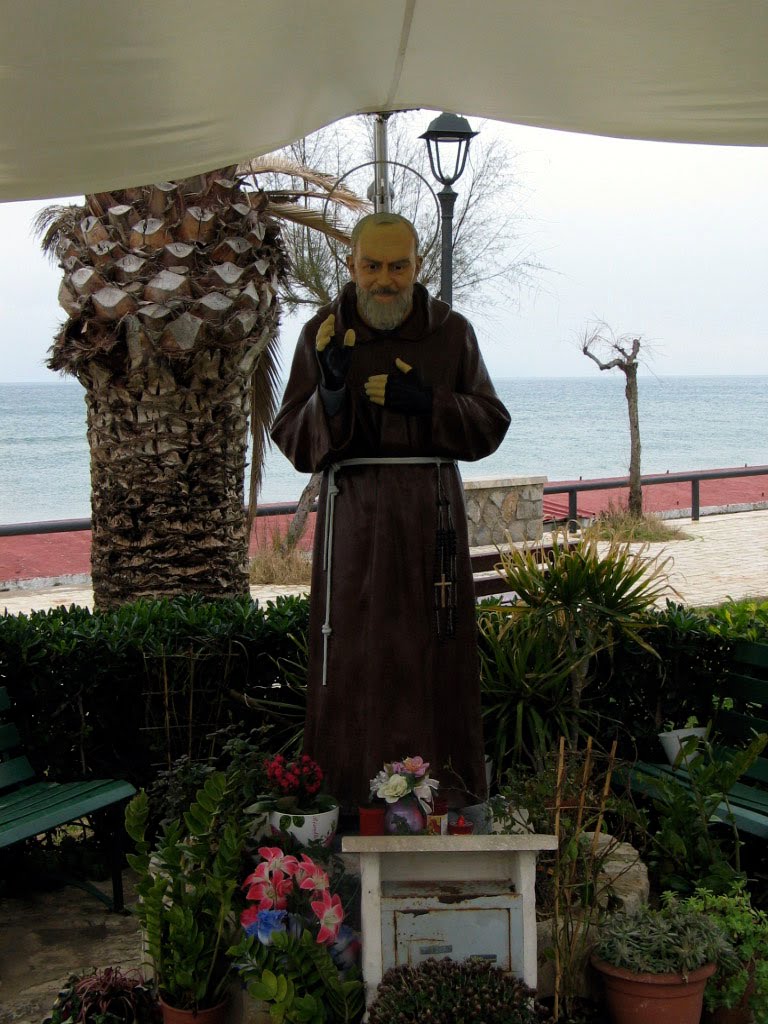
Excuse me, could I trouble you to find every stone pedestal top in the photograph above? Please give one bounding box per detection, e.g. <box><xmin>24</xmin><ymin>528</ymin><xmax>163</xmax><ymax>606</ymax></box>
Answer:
<box><xmin>342</xmin><ymin>834</ymin><xmax>558</xmax><ymax>853</ymax></box>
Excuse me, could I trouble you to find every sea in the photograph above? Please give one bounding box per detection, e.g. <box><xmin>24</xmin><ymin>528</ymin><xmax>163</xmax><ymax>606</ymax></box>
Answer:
<box><xmin>0</xmin><ymin>376</ymin><xmax>766</xmax><ymax>526</ymax></box>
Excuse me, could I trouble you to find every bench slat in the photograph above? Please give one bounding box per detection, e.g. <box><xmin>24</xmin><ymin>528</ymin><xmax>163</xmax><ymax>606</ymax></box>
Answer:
<box><xmin>0</xmin><ymin>779</ymin><xmax>136</xmax><ymax>847</ymax></box>
<box><xmin>720</xmin><ymin>749</ymin><xmax>768</xmax><ymax>785</ymax></box>
<box><xmin>0</xmin><ymin>756</ymin><xmax>35</xmax><ymax>789</ymax></box>
<box><xmin>735</xmin><ymin>642</ymin><xmax>768</xmax><ymax>672</ymax></box>
<box><xmin>0</xmin><ymin>723</ymin><xmax>20</xmax><ymax>752</ymax></box>
<box><xmin>716</xmin><ymin>708</ymin><xmax>768</xmax><ymax>741</ymax></box>
<box><xmin>725</xmin><ymin>672</ymin><xmax>768</xmax><ymax>705</ymax></box>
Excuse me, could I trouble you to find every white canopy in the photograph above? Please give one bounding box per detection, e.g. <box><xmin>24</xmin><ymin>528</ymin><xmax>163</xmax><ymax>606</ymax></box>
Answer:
<box><xmin>2</xmin><ymin>0</ymin><xmax>768</xmax><ymax>201</ymax></box>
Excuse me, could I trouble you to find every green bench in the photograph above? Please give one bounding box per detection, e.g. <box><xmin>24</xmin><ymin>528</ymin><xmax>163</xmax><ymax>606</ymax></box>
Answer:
<box><xmin>0</xmin><ymin>686</ymin><xmax>136</xmax><ymax>910</ymax></box>
<box><xmin>624</xmin><ymin>641</ymin><xmax>768</xmax><ymax>837</ymax></box>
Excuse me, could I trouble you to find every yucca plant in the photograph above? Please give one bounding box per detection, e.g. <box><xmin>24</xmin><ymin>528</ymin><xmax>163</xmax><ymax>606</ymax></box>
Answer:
<box><xmin>478</xmin><ymin>609</ymin><xmax>579</xmax><ymax>774</ymax></box>
<box><xmin>489</xmin><ymin>534</ymin><xmax>672</xmax><ymax>744</ymax></box>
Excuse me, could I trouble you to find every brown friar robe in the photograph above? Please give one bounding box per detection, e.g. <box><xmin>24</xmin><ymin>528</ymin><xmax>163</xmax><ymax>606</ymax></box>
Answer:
<box><xmin>271</xmin><ymin>282</ymin><xmax>511</xmax><ymax>809</ymax></box>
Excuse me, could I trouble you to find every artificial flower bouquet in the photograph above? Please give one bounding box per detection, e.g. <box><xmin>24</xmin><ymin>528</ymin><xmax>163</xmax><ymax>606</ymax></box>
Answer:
<box><xmin>248</xmin><ymin>753</ymin><xmax>338</xmax><ymax>815</ymax></box>
<box><xmin>369</xmin><ymin>755</ymin><xmax>439</xmax><ymax>812</ymax></box>
<box><xmin>230</xmin><ymin>846</ymin><xmax>363</xmax><ymax>1021</ymax></box>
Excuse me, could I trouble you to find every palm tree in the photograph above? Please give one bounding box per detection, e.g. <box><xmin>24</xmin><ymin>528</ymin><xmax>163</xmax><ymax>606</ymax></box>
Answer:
<box><xmin>38</xmin><ymin>166</ymin><xmax>365</xmax><ymax>609</ymax></box>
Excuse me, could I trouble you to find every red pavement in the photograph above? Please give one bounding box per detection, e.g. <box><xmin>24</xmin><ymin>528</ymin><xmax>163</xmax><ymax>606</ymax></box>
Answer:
<box><xmin>0</xmin><ymin>472</ymin><xmax>765</xmax><ymax>583</ymax></box>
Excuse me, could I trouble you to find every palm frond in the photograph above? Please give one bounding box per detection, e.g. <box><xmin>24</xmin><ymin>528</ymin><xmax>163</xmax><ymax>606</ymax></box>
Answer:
<box><xmin>33</xmin><ymin>204</ymin><xmax>85</xmax><ymax>261</ymax></box>
<box><xmin>241</xmin><ymin>156</ymin><xmax>367</xmax><ymax>209</ymax></box>
<box><xmin>265</xmin><ymin>203</ymin><xmax>351</xmax><ymax>246</ymax></box>
<box><xmin>247</xmin><ymin>329</ymin><xmax>283</xmax><ymax>527</ymax></box>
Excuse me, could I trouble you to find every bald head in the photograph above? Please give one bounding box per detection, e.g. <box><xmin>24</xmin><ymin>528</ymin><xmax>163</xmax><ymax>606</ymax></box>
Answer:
<box><xmin>350</xmin><ymin>213</ymin><xmax>420</xmax><ymax>257</ymax></box>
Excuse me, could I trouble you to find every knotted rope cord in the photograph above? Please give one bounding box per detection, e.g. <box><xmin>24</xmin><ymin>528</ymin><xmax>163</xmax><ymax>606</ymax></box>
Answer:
<box><xmin>321</xmin><ymin>456</ymin><xmax>457</xmax><ymax>686</ymax></box>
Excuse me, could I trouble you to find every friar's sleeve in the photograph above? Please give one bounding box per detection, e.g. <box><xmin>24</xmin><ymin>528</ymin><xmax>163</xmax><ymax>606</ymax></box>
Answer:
<box><xmin>270</xmin><ymin>322</ymin><xmax>356</xmax><ymax>473</ymax></box>
<box><xmin>430</xmin><ymin>321</ymin><xmax>511</xmax><ymax>461</ymax></box>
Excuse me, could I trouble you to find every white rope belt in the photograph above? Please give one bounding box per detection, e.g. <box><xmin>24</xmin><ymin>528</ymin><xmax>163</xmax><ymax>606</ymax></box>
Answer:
<box><xmin>320</xmin><ymin>456</ymin><xmax>457</xmax><ymax>686</ymax></box>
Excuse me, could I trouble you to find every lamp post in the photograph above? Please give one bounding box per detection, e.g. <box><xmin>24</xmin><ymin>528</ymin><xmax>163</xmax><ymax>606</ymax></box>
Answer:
<box><xmin>420</xmin><ymin>112</ymin><xmax>478</xmax><ymax>305</ymax></box>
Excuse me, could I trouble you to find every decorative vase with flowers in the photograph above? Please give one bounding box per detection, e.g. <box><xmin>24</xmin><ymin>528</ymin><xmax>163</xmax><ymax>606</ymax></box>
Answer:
<box><xmin>369</xmin><ymin>755</ymin><xmax>439</xmax><ymax>835</ymax></box>
<box><xmin>230</xmin><ymin>845</ymin><xmax>363</xmax><ymax>1023</ymax></box>
<box><xmin>247</xmin><ymin>754</ymin><xmax>339</xmax><ymax>847</ymax></box>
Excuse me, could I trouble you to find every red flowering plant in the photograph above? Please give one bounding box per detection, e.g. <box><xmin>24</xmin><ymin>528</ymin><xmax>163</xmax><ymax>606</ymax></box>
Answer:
<box><xmin>230</xmin><ymin>846</ymin><xmax>364</xmax><ymax>1020</ymax></box>
<box><xmin>248</xmin><ymin>754</ymin><xmax>338</xmax><ymax>815</ymax></box>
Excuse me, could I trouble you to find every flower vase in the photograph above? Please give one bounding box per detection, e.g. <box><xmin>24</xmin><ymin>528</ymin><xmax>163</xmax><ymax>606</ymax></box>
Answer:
<box><xmin>384</xmin><ymin>796</ymin><xmax>426</xmax><ymax>834</ymax></box>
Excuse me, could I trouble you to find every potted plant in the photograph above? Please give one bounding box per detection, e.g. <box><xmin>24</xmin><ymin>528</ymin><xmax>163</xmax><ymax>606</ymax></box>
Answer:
<box><xmin>230</xmin><ymin>844</ymin><xmax>363</xmax><ymax>1023</ymax></box>
<box><xmin>125</xmin><ymin>773</ymin><xmax>249</xmax><ymax>1023</ymax></box>
<box><xmin>43</xmin><ymin>967</ymin><xmax>160</xmax><ymax>1024</ymax></box>
<box><xmin>367</xmin><ymin>957</ymin><xmax>549</xmax><ymax>1024</ymax></box>
<box><xmin>658</xmin><ymin>717</ymin><xmax>708</xmax><ymax>766</ymax></box>
<box><xmin>591</xmin><ymin>899</ymin><xmax>738</xmax><ymax>1024</ymax></box>
<box><xmin>247</xmin><ymin>754</ymin><xmax>339</xmax><ymax>847</ymax></box>
<box><xmin>679</xmin><ymin>886</ymin><xmax>768</xmax><ymax>1024</ymax></box>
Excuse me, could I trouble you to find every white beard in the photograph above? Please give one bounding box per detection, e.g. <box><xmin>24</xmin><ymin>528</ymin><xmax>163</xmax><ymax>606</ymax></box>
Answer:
<box><xmin>356</xmin><ymin>284</ymin><xmax>414</xmax><ymax>330</ymax></box>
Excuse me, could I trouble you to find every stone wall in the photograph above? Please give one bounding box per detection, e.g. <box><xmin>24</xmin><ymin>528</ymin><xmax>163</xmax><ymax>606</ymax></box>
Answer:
<box><xmin>463</xmin><ymin>475</ymin><xmax>546</xmax><ymax>547</ymax></box>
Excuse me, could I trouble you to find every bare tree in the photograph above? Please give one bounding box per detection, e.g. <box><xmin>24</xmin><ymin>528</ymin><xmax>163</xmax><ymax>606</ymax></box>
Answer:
<box><xmin>581</xmin><ymin>324</ymin><xmax>644</xmax><ymax>517</ymax></box>
<box><xmin>252</xmin><ymin>111</ymin><xmax>541</xmax><ymax>317</ymax></box>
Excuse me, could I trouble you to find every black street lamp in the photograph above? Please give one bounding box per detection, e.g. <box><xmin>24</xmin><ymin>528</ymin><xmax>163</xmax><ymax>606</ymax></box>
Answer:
<box><xmin>420</xmin><ymin>112</ymin><xmax>478</xmax><ymax>305</ymax></box>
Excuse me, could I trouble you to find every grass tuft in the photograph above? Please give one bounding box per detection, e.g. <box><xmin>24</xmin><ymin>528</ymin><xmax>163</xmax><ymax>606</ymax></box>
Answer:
<box><xmin>249</xmin><ymin>533</ymin><xmax>312</xmax><ymax>586</ymax></box>
<box><xmin>583</xmin><ymin>502</ymin><xmax>690</xmax><ymax>543</ymax></box>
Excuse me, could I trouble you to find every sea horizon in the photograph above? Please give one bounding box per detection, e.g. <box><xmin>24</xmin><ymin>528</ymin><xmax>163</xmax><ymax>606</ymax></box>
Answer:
<box><xmin>1</xmin><ymin>374</ymin><xmax>766</xmax><ymax>525</ymax></box>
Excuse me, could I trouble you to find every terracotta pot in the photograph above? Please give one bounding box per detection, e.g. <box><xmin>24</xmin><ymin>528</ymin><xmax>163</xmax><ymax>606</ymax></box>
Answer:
<box><xmin>383</xmin><ymin>796</ymin><xmax>426</xmax><ymax>834</ymax></box>
<box><xmin>159</xmin><ymin>996</ymin><xmax>228</xmax><ymax>1024</ymax></box>
<box><xmin>268</xmin><ymin>805</ymin><xmax>339</xmax><ymax>847</ymax></box>
<box><xmin>591</xmin><ymin>956</ymin><xmax>716</xmax><ymax>1024</ymax></box>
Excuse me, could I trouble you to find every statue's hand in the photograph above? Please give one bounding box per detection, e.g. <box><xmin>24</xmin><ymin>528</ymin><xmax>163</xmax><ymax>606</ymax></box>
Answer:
<box><xmin>316</xmin><ymin>314</ymin><xmax>355</xmax><ymax>390</ymax></box>
<box><xmin>364</xmin><ymin>358</ymin><xmax>433</xmax><ymax>414</ymax></box>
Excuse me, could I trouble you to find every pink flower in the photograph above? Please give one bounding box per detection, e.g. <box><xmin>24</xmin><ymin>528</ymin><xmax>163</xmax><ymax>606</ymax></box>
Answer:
<box><xmin>257</xmin><ymin>847</ymin><xmax>299</xmax><ymax>876</ymax></box>
<box><xmin>295</xmin><ymin>854</ymin><xmax>330</xmax><ymax>893</ymax></box>
<box><xmin>311</xmin><ymin>889</ymin><xmax>345</xmax><ymax>944</ymax></box>
<box><xmin>402</xmin><ymin>756</ymin><xmax>429</xmax><ymax>778</ymax></box>
<box><xmin>242</xmin><ymin>862</ymin><xmax>271</xmax><ymax>888</ymax></box>
<box><xmin>244</xmin><ymin>868</ymin><xmax>293</xmax><ymax>910</ymax></box>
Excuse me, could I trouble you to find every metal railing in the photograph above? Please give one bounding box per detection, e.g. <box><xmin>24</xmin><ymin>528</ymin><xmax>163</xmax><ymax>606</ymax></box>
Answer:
<box><xmin>543</xmin><ymin>465</ymin><xmax>768</xmax><ymax>523</ymax></box>
<box><xmin>1</xmin><ymin>465</ymin><xmax>767</xmax><ymax>538</ymax></box>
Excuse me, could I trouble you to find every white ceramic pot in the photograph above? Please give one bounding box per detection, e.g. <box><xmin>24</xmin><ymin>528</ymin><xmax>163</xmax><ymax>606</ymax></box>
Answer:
<box><xmin>268</xmin><ymin>805</ymin><xmax>339</xmax><ymax>847</ymax></box>
<box><xmin>658</xmin><ymin>727</ymin><xmax>707</xmax><ymax>766</ymax></box>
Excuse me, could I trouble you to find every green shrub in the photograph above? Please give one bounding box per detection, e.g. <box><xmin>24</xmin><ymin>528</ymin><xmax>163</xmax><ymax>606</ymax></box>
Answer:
<box><xmin>593</xmin><ymin>899</ymin><xmax>736</xmax><ymax>976</ymax></box>
<box><xmin>0</xmin><ymin>593</ymin><xmax>310</xmax><ymax>788</ymax></box>
<box><xmin>679</xmin><ymin>886</ymin><xmax>768</xmax><ymax>1018</ymax></box>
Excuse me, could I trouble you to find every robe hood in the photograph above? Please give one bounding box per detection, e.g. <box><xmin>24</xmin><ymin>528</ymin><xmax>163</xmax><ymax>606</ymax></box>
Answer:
<box><xmin>328</xmin><ymin>281</ymin><xmax>453</xmax><ymax>343</ymax></box>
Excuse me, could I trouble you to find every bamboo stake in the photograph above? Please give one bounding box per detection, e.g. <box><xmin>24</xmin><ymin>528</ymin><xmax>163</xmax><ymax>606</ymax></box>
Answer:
<box><xmin>553</xmin><ymin>735</ymin><xmax>566</xmax><ymax>1022</ymax></box>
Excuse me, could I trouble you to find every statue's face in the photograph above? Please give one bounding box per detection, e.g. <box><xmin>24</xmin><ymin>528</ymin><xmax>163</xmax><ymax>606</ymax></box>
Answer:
<box><xmin>347</xmin><ymin>222</ymin><xmax>422</xmax><ymax>330</ymax></box>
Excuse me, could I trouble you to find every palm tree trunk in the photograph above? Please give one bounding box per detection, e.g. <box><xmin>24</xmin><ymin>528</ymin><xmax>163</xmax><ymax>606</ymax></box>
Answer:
<box><xmin>42</xmin><ymin>172</ymin><xmax>285</xmax><ymax>609</ymax></box>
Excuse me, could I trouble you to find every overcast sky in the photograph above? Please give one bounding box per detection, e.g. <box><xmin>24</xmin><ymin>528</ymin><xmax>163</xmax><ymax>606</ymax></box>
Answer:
<box><xmin>1</xmin><ymin>119</ymin><xmax>766</xmax><ymax>383</ymax></box>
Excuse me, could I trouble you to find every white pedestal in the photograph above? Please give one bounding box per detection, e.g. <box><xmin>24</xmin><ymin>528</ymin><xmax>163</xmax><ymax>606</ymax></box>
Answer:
<box><xmin>342</xmin><ymin>833</ymin><xmax>558</xmax><ymax>1007</ymax></box>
